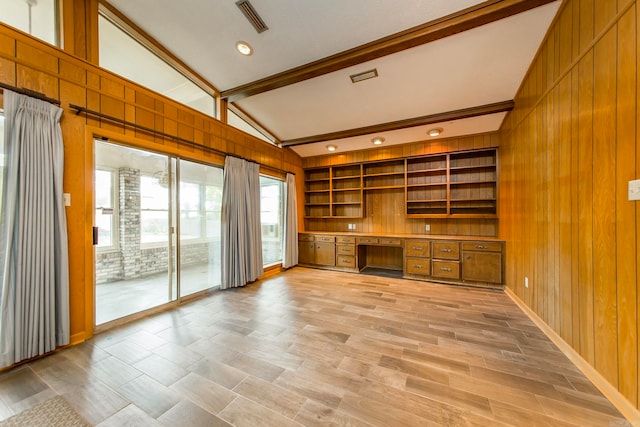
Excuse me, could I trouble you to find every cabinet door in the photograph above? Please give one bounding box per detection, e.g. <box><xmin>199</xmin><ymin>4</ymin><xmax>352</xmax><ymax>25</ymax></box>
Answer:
<box><xmin>298</xmin><ymin>241</ymin><xmax>315</xmax><ymax>264</ymax></box>
<box><xmin>462</xmin><ymin>252</ymin><xmax>502</xmax><ymax>284</ymax></box>
<box><xmin>315</xmin><ymin>242</ymin><xmax>336</xmax><ymax>266</ymax></box>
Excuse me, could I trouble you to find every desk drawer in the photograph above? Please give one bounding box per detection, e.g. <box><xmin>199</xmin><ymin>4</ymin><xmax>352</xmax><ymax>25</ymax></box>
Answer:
<box><xmin>357</xmin><ymin>237</ymin><xmax>379</xmax><ymax>245</ymax></box>
<box><xmin>432</xmin><ymin>260</ymin><xmax>460</xmax><ymax>279</ymax></box>
<box><xmin>298</xmin><ymin>234</ymin><xmax>314</xmax><ymax>242</ymax></box>
<box><xmin>336</xmin><ymin>236</ymin><xmax>356</xmax><ymax>244</ymax></box>
<box><xmin>316</xmin><ymin>235</ymin><xmax>336</xmax><ymax>243</ymax></box>
<box><xmin>462</xmin><ymin>242</ymin><xmax>502</xmax><ymax>252</ymax></box>
<box><xmin>432</xmin><ymin>242</ymin><xmax>460</xmax><ymax>260</ymax></box>
<box><xmin>336</xmin><ymin>244</ymin><xmax>355</xmax><ymax>256</ymax></box>
<box><xmin>336</xmin><ymin>255</ymin><xmax>355</xmax><ymax>268</ymax></box>
<box><xmin>378</xmin><ymin>238</ymin><xmax>402</xmax><ymax>246</ymax></box>
<box><xmin>406</xmin><ymin>240</ymin><xmax>430</xmax><ymax>257</ymax></box>
<box><xmin>405</xmin><ymin>257</ymin><xmax>430</xmax><ymax>275</ymax></box>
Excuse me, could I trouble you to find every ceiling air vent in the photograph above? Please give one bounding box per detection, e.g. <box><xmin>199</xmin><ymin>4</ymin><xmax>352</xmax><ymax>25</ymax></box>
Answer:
<box><xmin>236</xmin><ymin>0</ymin><xmax>269</xmax><ymax>33</ymax></box>
<box><xmin>350</xmin><ymin>69</ymin><xmax>378</xmax><ymax>83</ymax></box>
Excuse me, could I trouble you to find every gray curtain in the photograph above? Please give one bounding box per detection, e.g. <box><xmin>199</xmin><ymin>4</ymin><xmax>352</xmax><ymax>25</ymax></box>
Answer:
<box><xmin>282</xmin><ymin>173</ymin><xmax>298</xmax><ymax>269</ymax></box>
<box><xmin>0</xmin><ymin>90</ymin><xmax>70</xmax><ymax>368</ymax></box>
<box><xmin>220</xmin><ymin>156</ymin><xmax>263</xmax><ymax>289</ymax></box>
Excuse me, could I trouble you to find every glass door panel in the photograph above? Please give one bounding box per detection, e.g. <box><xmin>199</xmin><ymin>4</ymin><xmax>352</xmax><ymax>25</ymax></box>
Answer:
<box><xmin>178</xmin><ymin>159</ymin><xmax>223</xmax><ymax>296</ymax></box>
<box><xmin>94</xmin><ymin>141</ymin><xmax>176</xmax><ymax>325</ymax></box>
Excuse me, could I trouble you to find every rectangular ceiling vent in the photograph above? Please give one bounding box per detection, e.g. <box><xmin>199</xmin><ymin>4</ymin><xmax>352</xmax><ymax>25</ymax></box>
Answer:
<box><xmin>236</xmin><ymin>0</ymin><xmax>269</xmax><ymax>33</ymax></box>
<box><xmin>350</xmin><ymin>69</ymin><xmax>378</xmax><ymax>83</ymax></box>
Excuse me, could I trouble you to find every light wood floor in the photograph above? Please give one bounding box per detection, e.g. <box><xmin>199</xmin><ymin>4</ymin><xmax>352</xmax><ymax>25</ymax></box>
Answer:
<box><xmin>0</xmin><ymin>267</ymin><xmax>630</xmax><ymax>426</ymax></box>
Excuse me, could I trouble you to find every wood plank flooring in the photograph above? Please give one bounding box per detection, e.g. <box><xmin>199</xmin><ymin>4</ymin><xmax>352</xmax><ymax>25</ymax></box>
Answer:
<box><xmin>0</xmin><ymin>267</ymin><xmax>631</xmax><ymax>426</ymax></box>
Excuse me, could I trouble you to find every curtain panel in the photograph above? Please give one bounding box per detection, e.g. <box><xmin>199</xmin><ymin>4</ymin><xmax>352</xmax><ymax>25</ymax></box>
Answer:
<box><xmin>282</xmin><ymin>173</ymin><xmax>298</xmax><ymax>269</ymax></box>
<box><xmin>0</xmin><ymin>90</ymin><xmax>70</xmax><ymax>368</ymax></box>
<box><xmin>220</xmin><ymin>156</ymin><xmax>263</xmax><ymax>289</ymax></box>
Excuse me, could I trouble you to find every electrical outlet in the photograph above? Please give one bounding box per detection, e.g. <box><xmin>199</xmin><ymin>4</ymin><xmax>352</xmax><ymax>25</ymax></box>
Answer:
<box><xmin>64</xmin><ymin>193</ymin><xmax>71</xmax><ymax>206</ymax></box>
<box><xmin>425</xmin><ymin>224</ymin><xmax>430</xmax><ymax>232</ymax></box>
<box><xmin>525</xmin><ymin>277</ymin><xmax>529</xmax><ymax>288</ymax></box>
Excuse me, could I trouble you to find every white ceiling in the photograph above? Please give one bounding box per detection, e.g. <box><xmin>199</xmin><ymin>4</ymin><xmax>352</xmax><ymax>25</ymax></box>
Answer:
<box><xmin>105</xmin><ymin>0</ymin><xmax>561</xmax><ymax>157</ymax></box>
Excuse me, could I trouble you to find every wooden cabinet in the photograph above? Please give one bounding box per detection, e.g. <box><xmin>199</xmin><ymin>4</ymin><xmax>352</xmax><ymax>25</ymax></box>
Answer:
<box><xmin>298</xmin><ymin>234</ymin><xmax>335</xmax><ymax>267</ymax></box>
<box><xmin>335</xmin><ymin>236</ymin><xmax>356</xmax><ymax>270</ymax></box>
<box><xmin>298</xmin><ymin>238</ymin><xmax>315</xmax><ymax>265</ymax></box>
<box><xmin>303</xmin><ymin>148</ymin><xmax>497</xmax><ymax>219</ymax></box>
<box><xmin>462</xmin><ymin>241</ymin><xmax>503</xmax><ymax>285</ymax></box>
<box><xmin>299</xmin><ymin>233</ymin><xmax>504</xmax><ymax>289</ymax></box>
<box><xmin>404</xmin><ymin>239</ymin><xmax>431</xmax><ymax>279</ymax></box>
<box><xmin>431</xmin><ymin>241</ymin><xmax>460</xmax><ymax>280</ymax></box>
<box><xmin>315</xmin><ymin>242</ymin><xmax>336</xmax><ymax>266</ymax></box>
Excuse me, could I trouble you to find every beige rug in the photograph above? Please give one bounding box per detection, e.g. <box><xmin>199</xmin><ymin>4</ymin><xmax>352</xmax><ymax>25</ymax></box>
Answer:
<box><xmin>0</xmin><ymin>396</ymin><xmax>91</xmax><ymax>427</ymax></box>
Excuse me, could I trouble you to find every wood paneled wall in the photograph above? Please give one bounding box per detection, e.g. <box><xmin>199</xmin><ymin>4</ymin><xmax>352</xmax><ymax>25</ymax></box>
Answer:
<box><xmin>0</xmin><ymin>23</ymin><xmax>304</xmax><ymax>345</ymax></box>
<box><xmin>302</xmin><ymin>133</ymin><xmax>499</xmax><ymax>236</ymax></box>
<box><xmin>499</xmin><ymin>0</ymin><xmax>639</xmax><ymax>411</ymax></box>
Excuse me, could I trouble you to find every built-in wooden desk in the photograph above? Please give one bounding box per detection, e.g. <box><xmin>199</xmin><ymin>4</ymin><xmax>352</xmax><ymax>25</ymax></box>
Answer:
<box><xmin>298</xmin><ymin>232</ymin><xmax>504</xmax><ymax>289</ymax></box>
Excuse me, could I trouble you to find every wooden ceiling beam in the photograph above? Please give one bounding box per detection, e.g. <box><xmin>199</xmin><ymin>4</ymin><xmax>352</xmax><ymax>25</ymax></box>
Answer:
<box><xmin>220</xmin><ymin>0</ymin><xmax>557</xmax><ymax>101</ymax></box>
<box><xmin>280</xmin><ymin>100</ymin><xmax>514</xmax><ymax>147</ymax></box>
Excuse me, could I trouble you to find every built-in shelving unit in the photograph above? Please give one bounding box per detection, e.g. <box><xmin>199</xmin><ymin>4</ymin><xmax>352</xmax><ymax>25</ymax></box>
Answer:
<box><xmin>304</xmin><ymin>148</ymin><xmax>497</xmax><ymax>219</ymax></box>
<box><xmin>304</xmin><ymin>164</ymin><xmax>363</xmax><ymax>218</ymax></box>
<box><xmin>405</xmin><ymin>149</ymin><xmax>497</xmax><ymax>218</ymax></box>
<box><xmin>362</xmin><ymin>159</ymin><xmax>405</xmax><ymax>190</ymax></box>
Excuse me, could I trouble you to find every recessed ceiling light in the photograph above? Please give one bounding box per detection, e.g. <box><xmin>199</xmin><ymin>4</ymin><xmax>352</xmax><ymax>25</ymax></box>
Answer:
<box><xmin>236</xmin><ymin>41</ymin><xmax>253</xmax><ymax>56</ymax></box>
<box><xmin>371</xmin><ymin>137</ymin><xmax>385</xmax><ymax>145</ymax></box>
<box><xmin>326</xmin><ymin>144</ymin><xmax>337</xmax><ymax>152</ymax></box>
<box><xmin>428</xmin><ymin>128</ymin><xmax>443</xmax><ymax>137</ymax></box>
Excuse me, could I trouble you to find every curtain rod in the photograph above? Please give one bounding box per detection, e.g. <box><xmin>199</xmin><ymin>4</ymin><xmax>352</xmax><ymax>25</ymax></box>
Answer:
<box><xmin>0</xmin><ymin>82</ymin><xmax>61</xmax><ymax>106</ymax></box>
<box><xmin>68</xmin><ymin>104</ymin><xmax>293</xmax><ymax>176</ymax></box>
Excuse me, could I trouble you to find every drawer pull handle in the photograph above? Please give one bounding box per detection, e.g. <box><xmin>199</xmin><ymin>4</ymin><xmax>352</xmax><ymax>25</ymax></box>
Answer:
<box><xmin>413</xmin><ymin>265</ymin><xmax>423</xmax><ymax>269</ymax></box>
<box><xmin>413</xmin><ymin>247</ymin><xmax>423</xmax><ymax>250</ymax></box>
<box><xmin>341</xmin><ymin>259</ymin><xmax>350</xmax><ymax>263</ymax></box>
<box><xmin>441</xmin><ymin>248</ymin><xmax>452</xmax><ymax>253</ymax></box>
<box><xmin>475</xmin><ymin>245</ymin><xmax>487</xmax><ymax>249</ymax></box>
<box><xmin>440</xmin><ymin>267</ymin><xmax>452</xmax><ymax>272</ymax></box>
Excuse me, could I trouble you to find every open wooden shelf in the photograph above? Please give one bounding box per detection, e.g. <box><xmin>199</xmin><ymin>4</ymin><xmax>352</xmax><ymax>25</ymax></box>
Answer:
<box><xmin>303</xmin><ymin>148</ymin><xmax>498</xmax><ymax>219</ymax></box>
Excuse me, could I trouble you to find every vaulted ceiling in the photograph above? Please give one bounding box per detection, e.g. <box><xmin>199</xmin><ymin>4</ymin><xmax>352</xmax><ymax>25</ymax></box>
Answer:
<box><xmin>104</xmin><ymin>0</ymin><xmax>561</xmax><ymax>157</ymax></box>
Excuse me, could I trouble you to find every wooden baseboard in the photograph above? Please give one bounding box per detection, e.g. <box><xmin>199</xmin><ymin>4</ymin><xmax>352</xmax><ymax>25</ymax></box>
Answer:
<box><xmin>69</xmin><ymin>332</ymin><xmax>86</xmax><ymax>346</ymax></box>
<box><xmin>504</xmin><ymin>287</ymin><xmax>640</xmax><ymax>425</ymax></box>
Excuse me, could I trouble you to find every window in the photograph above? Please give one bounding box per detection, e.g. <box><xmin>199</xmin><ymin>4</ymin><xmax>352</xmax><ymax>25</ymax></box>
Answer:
<box><xmin>141</xmin><ymin>175</ymin><xmax>169</xmax><ymax>244</ymax></box>
<box><xmin>95</xmin><ymin>169</ymin><xmax>117</xmax><ymax>248</ymax></box>
<box><xmin>228</xmin><ymin>110</ymin><xmax>275</xmax><ymax>145</ymax></box>
<box><xmin>98</xmin><ymin>13</ymin><xmax>215</xmax><ymax>117</ymax></box>
<box><xmin>0</xmin><ymin>0</ymin><xmax>58</xmax><ymax>45</ymax></box>
<box><xmin>260</xmin><ymin>176</ymin><xmax>284</xmax><ymax>266</ymax></box>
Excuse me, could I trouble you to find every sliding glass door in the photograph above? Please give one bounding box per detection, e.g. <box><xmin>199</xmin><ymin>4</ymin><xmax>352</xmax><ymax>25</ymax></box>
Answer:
<box><xmin>178</xmin><ymin>160</ymin><xmax>223</xmax><ymax>296</ymax></box>
<box><xmin>94</xmin><ymin>141</ymin><xmax>225</xmax><ymax>325</ymax></box>
<box><xmin>94</xmin><ymin>142</ymin><xmax>177</xmax><ymax>325</ymax></box>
